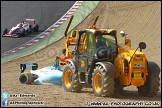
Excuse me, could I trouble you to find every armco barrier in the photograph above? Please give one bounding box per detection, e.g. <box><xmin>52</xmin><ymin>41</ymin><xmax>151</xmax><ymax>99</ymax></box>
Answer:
<box><xmin>1</xmin><ymin>1</ymin><xmax>83</xmax><ymax>57</ymax></box>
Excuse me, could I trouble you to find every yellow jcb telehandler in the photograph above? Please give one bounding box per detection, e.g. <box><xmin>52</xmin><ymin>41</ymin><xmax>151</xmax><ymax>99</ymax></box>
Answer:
<box><xmin>61</xmin><ymin>15</ymin><xmax>160</xmax><ymax>97</ymax></box>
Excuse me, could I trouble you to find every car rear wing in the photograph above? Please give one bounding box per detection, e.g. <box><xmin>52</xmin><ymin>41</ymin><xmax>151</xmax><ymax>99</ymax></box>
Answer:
<box><xmin>24</xmin><ymin>19</ymin><xmax>36</xmax><ymax>25</ymax></box>
<box><xmin>20</xmin><ymin>63</ymin><xmax>38</xmax><ymax>74</ymax></box>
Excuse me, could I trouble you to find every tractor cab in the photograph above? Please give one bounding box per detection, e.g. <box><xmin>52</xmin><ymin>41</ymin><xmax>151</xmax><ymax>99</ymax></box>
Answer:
<box><xmin>76</xmin><ymin>29</ymin><xmax>118</xmax><ymax>62</ymax></box>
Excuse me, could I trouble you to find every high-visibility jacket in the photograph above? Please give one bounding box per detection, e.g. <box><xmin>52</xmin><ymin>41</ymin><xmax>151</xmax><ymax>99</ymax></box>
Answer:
<box><xmin>59</xmin><ymin>52</ymin><xmax>73</xmax><ymax>63</ymax></box>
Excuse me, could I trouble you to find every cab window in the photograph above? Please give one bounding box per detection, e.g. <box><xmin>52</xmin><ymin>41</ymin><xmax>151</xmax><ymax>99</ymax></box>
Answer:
<box><xmin>86</xmin><ymin>32</ymin><xmax>96</xmax><ymax>56</ymax></box>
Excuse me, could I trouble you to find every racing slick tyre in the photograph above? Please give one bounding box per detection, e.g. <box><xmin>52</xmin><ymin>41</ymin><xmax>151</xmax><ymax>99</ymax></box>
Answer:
<box><xmin>62</xmin><ymin>62</ymin><xmax>83</xmax><ymax>92</ymax></box>
<box><xmin>33</xmin><ymin>24</ymin><xmax>39</xmax><ymax>32</ymax></box>
<box><xmin>2</xmin><ymin>28</ymin><xmax>8</xmax><ymax>37</ymax></box>
<box><xmin>19</xmin><ymin>73</ymin><xmax>33</xmax><ymax>84</ymax></box>
<box><xmin>29</xmin><ymin>25</ymin><xmax>33</xmax><ymax>32</ymax></box>
<box><xmin>92</xmin><ymin>64</ymin><xmax>115</xmax><ymax>97</ymax></box>
<box><xmin>21</xmin><ymin>28</ymin><xmax>25</xmax><ymax>37</ymax></box>
<box><xmin>137</xmin><ymin>61</ymin><xmax>160</xmax><ymax>97</ymax></box>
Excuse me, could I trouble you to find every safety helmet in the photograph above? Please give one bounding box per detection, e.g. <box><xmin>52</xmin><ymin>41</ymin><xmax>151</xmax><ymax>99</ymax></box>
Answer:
<box><xmin>62</xmin><ymin>49</ymin><xmax>66</xmax><ymax>54</ymax></box>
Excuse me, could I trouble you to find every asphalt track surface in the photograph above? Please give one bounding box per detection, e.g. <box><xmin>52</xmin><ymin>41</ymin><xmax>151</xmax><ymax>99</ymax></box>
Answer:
<box><xmin>1</xmin><ymin>1</ymin><xmax>76</xmax><ymax>53</ymax></box>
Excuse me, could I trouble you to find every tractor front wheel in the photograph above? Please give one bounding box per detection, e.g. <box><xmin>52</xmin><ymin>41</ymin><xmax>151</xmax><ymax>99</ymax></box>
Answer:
<box><xmin>62</xmin><ymin>62</ymin><xmax>82</xmax><ymax>92</ymax></box>
<box><xmin>92</xmin><ymin>65</ymin><xmax>114</xmax><ymax>97</ymax></box>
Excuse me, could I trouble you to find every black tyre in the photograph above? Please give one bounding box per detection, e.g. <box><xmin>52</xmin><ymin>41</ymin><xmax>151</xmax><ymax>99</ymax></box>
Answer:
<box><xmin>92</xmin><ymin>64</ymin><xmax>115</xmax><ymax>97</ymax></box>
<box><xmin>137</xmin><ymin>62</ymin><xmax>160</xmax><ymax>97</ymax></box>
<box><xmin>21</xmin><ymin>28</ymin><xmax>25</xmax><ymax>37</ymax></box>
<box><xmin>33</xmin><ymin>24</ymin><xmax>39</xmax><ymax>32</ymax></box>
<box><xmin>29</xmin><ymin>25</ymin><xmax>32</xmax><ymax>32</ymax></box>
<box><xmin>3</xmin><ymin>28</ymin><xmax>8</xmax><ymax>34</ymax></box>
<box><xmin>19</xmin><ymin>73</ymin><xmax>33</xmax><ymax>84</ymax></box>
<box><xmin>62</xmin><ymin>62</ymin><xmax>82</xmax><ymax>92</ymax></box>
<box><xmin>2</xmin><ymin>28</ymin><xmax>8</xmax><ymax>36</ymax></box>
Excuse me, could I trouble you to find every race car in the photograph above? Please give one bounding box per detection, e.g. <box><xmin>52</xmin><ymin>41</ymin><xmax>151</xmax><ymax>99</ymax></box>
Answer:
<box><xmin>2</xmin><ymin>19</ymin><xmax>39</xmax><ymax>38</ymax></box>
<box><xmin>19</xmin><ymin>63</ymin><xmax>63</xmax><ymax>85</ymax></box>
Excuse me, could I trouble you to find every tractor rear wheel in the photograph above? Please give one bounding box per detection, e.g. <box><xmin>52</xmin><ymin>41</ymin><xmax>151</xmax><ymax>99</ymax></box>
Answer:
<box><xmin>92</xmin><ymin>65</ymin><xmax>114</xmax><ymax>97</ymax></box>
<box><xmin>62</xmin><ymin>62</ymin><xmax>82</xmax><ymax>92</ymax></box>
<box><xmin>137</xmin><ymin>62</ymin><xmax>160</xmax><ymax>97</ymax></box>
